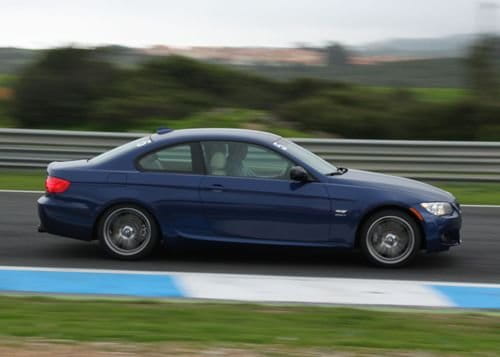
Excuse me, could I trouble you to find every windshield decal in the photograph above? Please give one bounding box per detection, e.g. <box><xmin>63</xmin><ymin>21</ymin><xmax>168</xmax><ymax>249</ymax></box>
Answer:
<box><xmin>273</xmin><ymin>142</ymin><xmax>287</xmax><ymax>151</ymax></box>
<box><xmin>136</xmin><ymin>139</ymin><xmax>152</xmax><ymax>147</ymax></box>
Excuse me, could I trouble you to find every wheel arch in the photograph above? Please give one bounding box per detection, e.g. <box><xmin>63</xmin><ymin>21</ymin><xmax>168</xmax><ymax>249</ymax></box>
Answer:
<box><xmin>354</xmin><ymin>204</ymin><xmax>426</xmax><ymax>249</ymax></box>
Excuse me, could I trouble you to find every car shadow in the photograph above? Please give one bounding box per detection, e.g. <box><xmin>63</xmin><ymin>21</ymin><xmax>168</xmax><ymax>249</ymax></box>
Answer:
<box><xmin>31</xmin><ymin>236</ymin><xmax>466</xmax><ymax>282</ymax></box>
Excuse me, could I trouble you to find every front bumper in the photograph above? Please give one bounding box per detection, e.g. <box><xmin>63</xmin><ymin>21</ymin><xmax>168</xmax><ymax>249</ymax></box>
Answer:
<box><xmin>38</xmin><ymin>223</ymin><xmax>46</xmax><ymax>233</ymax></box>
<box><xmin>416</xmin><ymin>204</ymin><xmax>462</xmax><ymax>252</ymax></box>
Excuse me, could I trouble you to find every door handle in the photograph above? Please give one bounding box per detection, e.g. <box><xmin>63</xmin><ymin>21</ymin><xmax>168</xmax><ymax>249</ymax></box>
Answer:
<box><xmin>210</xmin><ymin>184</ymin><xmax>224</xmax><ymax>192</ymax></box>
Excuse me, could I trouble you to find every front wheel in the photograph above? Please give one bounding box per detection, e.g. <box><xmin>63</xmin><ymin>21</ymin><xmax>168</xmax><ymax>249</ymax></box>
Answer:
<box><xmin>97</xmin><ymin>205</ymin><xmax>159</xmax><ymax>260</ymax></box>
<box><xmin>360</xmin><ymin>209</ymin><xmax>422</xmax><ymax>268</ymax></box>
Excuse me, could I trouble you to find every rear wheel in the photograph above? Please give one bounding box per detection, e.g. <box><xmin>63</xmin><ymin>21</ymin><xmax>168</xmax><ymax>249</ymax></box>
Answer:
<box><xmin>360</xmin><ymin>209</ymin><xmax>422</xmax><ymax>268</ymax></box>
<box><xmin>98</xmin><ymin>205</ymin><xmax>159</xmax><ymax>260</ymax></box>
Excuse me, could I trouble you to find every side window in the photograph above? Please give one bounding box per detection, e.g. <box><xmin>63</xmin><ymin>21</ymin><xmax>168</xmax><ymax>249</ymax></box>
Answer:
<box><xmin>138</xmin><ymin>144</ymin><xmax>194</xmax><ymax>173</ymax></box>
<box><xmin>201</xmin><ymin>141</ymin><xmax>293</xmax><ymax>179</ymax></box>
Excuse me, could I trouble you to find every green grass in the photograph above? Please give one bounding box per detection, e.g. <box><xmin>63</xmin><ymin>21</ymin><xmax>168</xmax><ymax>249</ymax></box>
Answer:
<box><xmin>0</xmin><ymin>97</ymin><xmax>15</xmax><ymax>127</ymax></box>
<box><xmin>429</xmin><ymin>182</ymin><xmax>500</xmax><ymax>205</ymax></box>
<box><xmin>0</xmin><ymin>74</ymin><xmax>15</xmax><ymax>86</ymax></box>
<box><xmin>0</xmin><ymin>296</ymin><xmax>499</xmax><ymax>353</ymax></box>
<box><xmin>409</xmin><ymin>87</ymin><xmax>469</xmax><ymax>103</ymax></box>
<box><xmin>0</xmin><ymin>171</ymin><xmax>499</xmax><ymax>205</ymax></box>
<box><xmin>126</xmin><ymin>108</ymin><xmax>311</xmax><ymax>138</ymax></box>
<box><xmin>368</xmin><ymin>86</ymin><xmax>469</xmax><ymax>103</ymax></box>
<box><xmin>0</xmin><ymin>115</ymin><xmax>16</xmax><ymax>128</ymax></box>
<box><xmin>30</xmin><ymin>108</ymin><xmax>313</xmax><ymax>138</ymax></box>
<box><xmin>0</xmin><ymin>170</ymin><xmax>45</xmax><ymax>190</ymax></box>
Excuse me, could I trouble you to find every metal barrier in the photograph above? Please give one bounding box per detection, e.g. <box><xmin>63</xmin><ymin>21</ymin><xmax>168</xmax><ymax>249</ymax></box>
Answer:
<box><xmin>1</xmin><ymin>128</ymin><xmax>500</xmax><ymax>181</ymax></box>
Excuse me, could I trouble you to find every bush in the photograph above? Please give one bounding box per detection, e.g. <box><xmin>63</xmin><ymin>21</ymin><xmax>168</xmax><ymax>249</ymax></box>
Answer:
<box><xmin>13</xmin><ymin>48</ymin><xmax>119</xmax><ymax>128</ymax></box>
<box><xmin>8</xmin><ymin>47</ymin><xmax>500</xmax><ymax>140</ymax></box>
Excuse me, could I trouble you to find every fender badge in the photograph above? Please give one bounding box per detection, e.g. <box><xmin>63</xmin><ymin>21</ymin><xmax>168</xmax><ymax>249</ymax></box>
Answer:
<box><xmin>335</xmin><ymin>209</ymin><xmax>348</xmax><ymax>216</ymax></box>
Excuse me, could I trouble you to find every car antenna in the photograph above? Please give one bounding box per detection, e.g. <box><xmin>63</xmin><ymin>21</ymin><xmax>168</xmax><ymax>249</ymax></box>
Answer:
<box><xmin>156</xmin><ymin>127</ymin><xmax>173</xmax><ymax>135</ymax></box>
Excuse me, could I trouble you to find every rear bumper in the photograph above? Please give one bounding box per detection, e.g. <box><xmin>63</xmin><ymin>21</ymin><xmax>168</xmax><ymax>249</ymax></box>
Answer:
<box><xmin>38</xmin><ymin>195</ymin><xmax>95</xmax><ymax>241</ymax></box>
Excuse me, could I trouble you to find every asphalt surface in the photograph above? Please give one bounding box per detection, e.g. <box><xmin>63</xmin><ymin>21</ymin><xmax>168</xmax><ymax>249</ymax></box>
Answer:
<box><xmin>1</xmin><ymin>192</ymin><xmax>499</xmax><ymax>283</ymax></box>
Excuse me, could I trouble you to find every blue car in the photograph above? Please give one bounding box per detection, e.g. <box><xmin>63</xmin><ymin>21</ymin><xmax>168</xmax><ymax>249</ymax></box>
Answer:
<box><xmin>38</xmin><ymin>128</ymin><xmax>461</xmax><ymax>267</ymax></box>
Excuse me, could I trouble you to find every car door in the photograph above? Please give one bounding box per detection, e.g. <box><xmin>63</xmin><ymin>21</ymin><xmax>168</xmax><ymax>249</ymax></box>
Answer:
<box><xmin>199</xmin><ymin>141</ymin><xmax>332</xmax><ymax>242</ymax></box>
<box><xmin>129</xmin><ymin>142</ymin><xmax>210</xmax><ymax>238</ymax></box>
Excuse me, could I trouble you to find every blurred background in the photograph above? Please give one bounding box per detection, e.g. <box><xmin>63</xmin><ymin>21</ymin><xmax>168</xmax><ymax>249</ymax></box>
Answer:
<box><xmin>1</xmin><ymin>3</ymin><xmax>500</xmax><ymax>355</ymax></box>
<box><xmin>0</xmin><ymin>0</ymin><xmax>499</xmax><ymax>139</ymax></box>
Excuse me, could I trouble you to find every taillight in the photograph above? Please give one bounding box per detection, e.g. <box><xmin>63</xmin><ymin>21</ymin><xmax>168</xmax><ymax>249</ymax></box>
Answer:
<box><xmin>45</xmin><ymin>176</ymin><xmax>71</xmax><ymax>194</ymax></box>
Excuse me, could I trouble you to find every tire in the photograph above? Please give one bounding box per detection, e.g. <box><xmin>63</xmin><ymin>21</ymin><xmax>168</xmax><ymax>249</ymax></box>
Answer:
<box><xmin>97</xmin><ymin>204</ymin><xmax>159</xmax><ymax>260</ymax></box>
<box><xmin>360</xmin><ymin>209</ymin><xmax>422</xmax><ymax>268</ymax></box>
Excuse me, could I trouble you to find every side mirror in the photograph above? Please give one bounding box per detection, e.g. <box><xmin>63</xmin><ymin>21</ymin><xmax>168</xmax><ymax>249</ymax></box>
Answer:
<box><xmin>290</xmin><ymin>166</ymin><xmax>309</xmax><ymax>182</ymax></box>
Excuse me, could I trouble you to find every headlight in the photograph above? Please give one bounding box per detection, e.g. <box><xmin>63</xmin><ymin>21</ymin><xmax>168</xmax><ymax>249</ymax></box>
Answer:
<box><xmin>420</xmin><ymin>202</ymin><xmax>453</xmax><ymax>216</ymax></box>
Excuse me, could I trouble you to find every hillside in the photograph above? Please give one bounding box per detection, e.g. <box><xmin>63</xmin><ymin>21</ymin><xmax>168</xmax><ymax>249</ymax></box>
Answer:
<box><xmin>354</xmin><ymin>33</ymin><xmax>477</xmax><ymax>58</ymax></box>
<box><xmin>235</xmin><ymin>58</ymin><xmax>466</xmax><ymax>88</ymax></box>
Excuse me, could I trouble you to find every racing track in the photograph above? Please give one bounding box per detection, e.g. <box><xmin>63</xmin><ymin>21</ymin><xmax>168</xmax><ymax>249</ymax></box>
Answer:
<box><xmin>1</xmin><ymin>192</ymin><xmax>499</xmax><ymax>284</ymax></box>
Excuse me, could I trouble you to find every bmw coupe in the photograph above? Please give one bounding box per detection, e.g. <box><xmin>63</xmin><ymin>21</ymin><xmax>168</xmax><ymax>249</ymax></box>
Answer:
<box><xmin>38</xmin><ymin>128</ymin><xmax>461</xmax><ymax>267</ymax></box>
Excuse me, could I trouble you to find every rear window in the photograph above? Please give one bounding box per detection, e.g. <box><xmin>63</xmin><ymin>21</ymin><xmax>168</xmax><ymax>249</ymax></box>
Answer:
<box><xmin>90</xmin><ymin>137</ymin><xmax>151</xmax><ymax>164</ymax></box>
<box><xmin>138</xmin><ymin>144</ymin><xmax>193</xmax><ymax>173</ymax></box>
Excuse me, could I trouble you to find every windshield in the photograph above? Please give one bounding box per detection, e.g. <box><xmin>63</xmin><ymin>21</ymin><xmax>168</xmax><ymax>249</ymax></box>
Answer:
<box><xmin>275</xmin><ymin>139</ymin><xmax>337</xmax><ymax>175</ymax></box>
<box><xmin>89</xmin><ymin>136</ymin><xmax>151</xmax><ymax>164</ymax></box>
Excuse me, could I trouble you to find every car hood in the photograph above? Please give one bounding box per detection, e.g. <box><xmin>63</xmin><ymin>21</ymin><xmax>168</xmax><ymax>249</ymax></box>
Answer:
<box><xmin>328</xmin><ymin>169</ymin><xmax>455</xmax><ymax>202</ymax></box>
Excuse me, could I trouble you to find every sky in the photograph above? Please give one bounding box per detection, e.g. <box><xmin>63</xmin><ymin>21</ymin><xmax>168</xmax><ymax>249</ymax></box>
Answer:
<box><xmin>0</xmin><ymin>0</ymin><xmax>496</xmax><ymax>48</ymax></box>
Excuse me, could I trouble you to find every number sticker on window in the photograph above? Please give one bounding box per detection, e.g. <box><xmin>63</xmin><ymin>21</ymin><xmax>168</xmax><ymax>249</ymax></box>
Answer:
<box><xmin>273</xmin><ymin>142</ymin><xmax>287</xmax><ymax>151</ymax></box>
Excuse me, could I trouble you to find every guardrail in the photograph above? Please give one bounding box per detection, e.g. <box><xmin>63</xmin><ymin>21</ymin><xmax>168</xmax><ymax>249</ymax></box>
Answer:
<box><xmin>1</xmin><ymin>128</ymin><xmax>500</xmax><ymax>182</ymax></box>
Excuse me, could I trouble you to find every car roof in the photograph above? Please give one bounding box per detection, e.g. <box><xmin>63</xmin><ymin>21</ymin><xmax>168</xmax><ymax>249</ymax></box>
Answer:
<box><xmin>150</xmin><ymin>128</ymin><xmax>282</xmax><ymax>145</ymax></box>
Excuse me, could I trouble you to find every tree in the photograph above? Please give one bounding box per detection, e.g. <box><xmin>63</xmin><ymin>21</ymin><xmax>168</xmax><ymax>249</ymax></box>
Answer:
<box><xmin>465</xmin><ymin>36</ymin><xmax>500</xmax><ymax>101</ymax></box>
<box><xmin>325</xmin><ymin>43</ymin><xmax>350</xmax><ymax>67</ymax></box>
<box><xmin>13</xmin><ymin>47</ymin><xmax>119</xmax><ymax>128</ymax></box>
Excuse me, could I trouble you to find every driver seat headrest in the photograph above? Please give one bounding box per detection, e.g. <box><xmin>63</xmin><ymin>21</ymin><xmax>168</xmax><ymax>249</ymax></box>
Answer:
<box><xmin>210</xmin><ymin>152</ymin><xmax>227</xmax><ymax>175</ymax></box>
